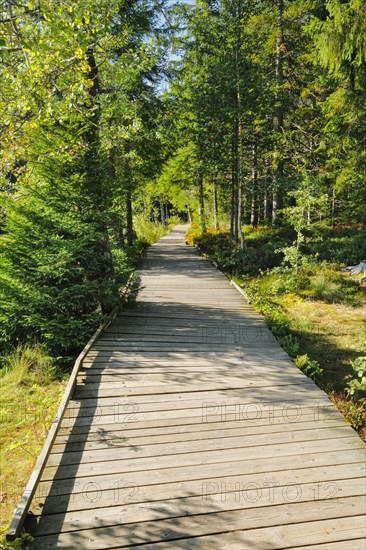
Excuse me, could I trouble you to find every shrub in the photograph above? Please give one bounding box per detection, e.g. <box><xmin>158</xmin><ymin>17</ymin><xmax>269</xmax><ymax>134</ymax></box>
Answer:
<box><xmin>185</xmin><ymin>222</ymin><xmax>201</xmax><ymax>245</ymax></box>
<box><xmin>134</xmin><ymin>217</ymin><xmax>168</xmax><ymax>245</ymax></box>
<box><xmin>294</xmin><ymin>354</ymin><xmax>323</xmax><ymax>382</ymax></box>
<box><xmin>346</xmin><ymin>357</ymin><xmax>366</xmax><ymax>397</ymax></box>
<box><xmin>311</xmin><ymin>226</ymin><xmax>366</xmax><ymax>264</ymax></box>
<box><xmin>279</xmin><ymin>334</ymin><xmax>301</xmax><ymax>357</ymax></box>
<box><xmin>330</xmin><ymin>392</ymin><xmax>365</xmax><ymax>436</ymax></box>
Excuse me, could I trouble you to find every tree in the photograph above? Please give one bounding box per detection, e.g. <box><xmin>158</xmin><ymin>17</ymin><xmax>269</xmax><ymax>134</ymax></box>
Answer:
<box><xmin>0</xmin><ymin>0</ymin><xmax>166</xmax><ymax>359</ymax></box>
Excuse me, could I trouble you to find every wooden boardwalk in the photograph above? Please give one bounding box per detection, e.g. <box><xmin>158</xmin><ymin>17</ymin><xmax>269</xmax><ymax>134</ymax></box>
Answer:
<box><xmin>25</xmin><ymin>225</ymin><xmax>366</xmax><ymax>549</ymax></box>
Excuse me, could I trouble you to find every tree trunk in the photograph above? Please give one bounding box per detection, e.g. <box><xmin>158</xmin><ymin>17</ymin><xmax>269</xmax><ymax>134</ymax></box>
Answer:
<box><xmin>235</xmin><ymin>9</ymin><xmax>244</xmax><ymax>249</ymax></box>
<box><xmin>213</xmin><ymin>179</ymin><xmax>219</xmax><ymax>230</ymax></box>
<box><xmin>198</xmin><ymin>171</ymin><xmax>206</xmax><ymax>233</ymax></box>
<box><xmin>272</xmin><ymin>190</ymin><xmax>278</xmax><ymax>224</ymax></box>
<box><xmin>331</xmin><ymin>185</ymin><xmax>336</xmax><ymax>228</ymax></box>
<box><xmin>187</xmin><ymin>206</ymin><xmax>192</xmax><ymax>224</ymax></box>
<box><xmin>263</xmin><ymin>160</ymin><xmax>271</xmax><ymax>221</ymax></box>
<box><xmin>126</xmin><ymin>189</ymin><xmax>133</xmax><ymax>246</ymax></box>
<box><xmin>250</xmin><ymin>141</ymin><xmax>258</xmax><ymax>228</ymax></box>
<box><xmin>159</xmin><ymin>194</ymin><xmax>165</xmax><ymax>227</ymax></box>
<box><xmin>237</xmin><ymin>180</ymin><xmax>244</xmax><ymax>248</ymax></box>
<box><xmin>272</xmin><ymin>0</ymin><xmax>285</xmax><ymax>224</ymax></box>
<box><xmin>230</xmin><ymin>133</ymin><xmax>238</xmax><ymax>239</ymax></box>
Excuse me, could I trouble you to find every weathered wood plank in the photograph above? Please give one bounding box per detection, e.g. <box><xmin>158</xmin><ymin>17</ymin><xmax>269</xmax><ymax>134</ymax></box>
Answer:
<box><xmin>26</xmin><ymin>478</ymin><xmax>366</xmax><ymax>536</ymax></box>
<box><xmin>28</xmin><ymin>504</ymin><xmax>366</xmax><ymax>549</ymax></box>
<box><xmin>46</xmin><ymin>424</ymin><xmax>357</xmax><ymax>468</ymax></box>
<box><xmin>32</xmin><ymin>460</ymin><xmax>366</xmax><ymax>516</ymax></box>
<box><xmin>54</xmin><ymin>413</ymin><xmax>347</xmax><ymax>444</ymax></box>
<box><xmin>43</xmin><ymin>448</ymin><xmax>365</xmax><ymax>486</ymax></box>
<box><xmin>52</xmin><ymin>420</ymin><xmax>348</xmax><ymax>454</ymax></box>
<box><xmin>57</xmin><ymin>405</ymin><xmax>345</xmax><ymax>435</ymax></box>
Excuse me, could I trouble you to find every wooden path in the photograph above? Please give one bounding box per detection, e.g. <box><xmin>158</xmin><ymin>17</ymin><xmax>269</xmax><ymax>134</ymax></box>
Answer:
<box><xmin>24</xmin><ymin>225</ymin><xmax>366</xmax><ymax>549</ymax></box>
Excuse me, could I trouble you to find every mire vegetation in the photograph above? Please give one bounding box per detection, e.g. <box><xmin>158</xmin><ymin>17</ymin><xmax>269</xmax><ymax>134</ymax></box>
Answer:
<box><xmin>191</xmin><ymin>224</ymin><xmax>366</xmax><ymax>439</ymax></box>
<box><xmin>0</xmin><ymin>346</ymin><xmax>66</xmax><ymax>542</ymax></box>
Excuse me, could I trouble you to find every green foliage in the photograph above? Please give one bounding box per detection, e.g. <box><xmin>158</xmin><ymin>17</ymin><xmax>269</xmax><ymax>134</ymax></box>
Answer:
<box><xmin>347</xmin><ymin>357</ymin><xmax>366</xmax><ymax>397</ymax></box>
<box><xmin>0</xmin><ymin>0</ymin><xmax>167</xmax><ymax>362</ymax></box>
<box><xmin>310</xmin><ymin>226</ymin><xmax>366</xmax><ymax>264</ymax></box>
<box><xmin>0</xmin><ymin>182</ymin><xmax>114</xmax><ymax>360</ymax></box>
<box><xmin>331</xmin><ymin>392</ymin><xmax>365</xmax><ymax>435</ymax></box>
<box><xmin>134</xmin><ymin>217</ymin><xmax>169</xmax><ymax>245</ymax></box>
<box><xmin>279</xmin><ymin>335</ymin><xmax>301</xmax><ymax>357</ymax></box>
<box><xmin>0</xmin><ymin>532</ymin><xmax>34</xmax><ymax>549</ymax></box>
<box><xmin>294</xmin><ymin>354</ymin><xmax>323</xmax><ymax>383</ymax></box>
<box><xmin>185</xmin><ymin>223</ymin><xmax>202</xmax><ymax>246</ymax></box>
<box><xmin>193</xmin><ymin>226</ymin><xmax>285</xmax><ymax>276</ymax></box>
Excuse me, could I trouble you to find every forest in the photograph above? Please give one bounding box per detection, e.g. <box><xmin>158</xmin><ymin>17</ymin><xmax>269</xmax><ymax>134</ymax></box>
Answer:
<box><xmin>0</xmin><ymin>0</ymin><xmax>366</xmax><ymax>534</ymax></box>
<box><xmin>1</xmin><ymin>0</ymin><xmax>365</xmax><ymax>359</ymax></box>
<box><xmin>1</xmin><ymin>0</ymin><xmax>365</xmax><ymax>353</ymax></box>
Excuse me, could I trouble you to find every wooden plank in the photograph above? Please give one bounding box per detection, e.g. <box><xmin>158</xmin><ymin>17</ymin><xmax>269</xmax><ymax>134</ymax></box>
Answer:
<box><xmin>73</xmin><ymin>378</ymin><xmax>317</xmax><ymax>398</ymax></box>
<box><xmin>43</xmin><ymin>430</ymin><xmax>364</xmax><ymax>472</ymax></box>
<box><xmin>60</xmin><ymin>389</ymin><xmax>333</xmax><ymax>420</ymax></box>
<box><xmin>31</xmin><ymin>460</ymin><xmax>366</xmax><ymax>516</ymax></box>
<box><xmin>26</xmin><ymin>478</ymin><xmax>366</xmax><ymax>536</ymax></box>
<box><xmin>57</xmin><ymin>404</ymin><xmax>346</xmax><ymax>435</ymax></box>
<box><xmin>55</xmin><ymin>412</ymin><xmax>347</xmax><ymax>442</ymax></box>
<box><xmin>52</xmin><ymin>419</ymin><xmax>346</xmax><ymax>452</ymax></box>
<box><xmin>56</xmin><ymin>400</ymin><xmax>346</xmax><ymax>430</ymax></box>
<box><xmin>27</xmin><ymin>503</ymin><xmax>366</xmax><ymax>549</ymax></box>
<box><xmin>35</xmin><ymin>460</ymin><xmax>366</xmax><ymax>510</ymax></box>
<box><xmin>76</xmin><ymin>370</ymin><xmax>308</xmax><ymax>384</ymax></box>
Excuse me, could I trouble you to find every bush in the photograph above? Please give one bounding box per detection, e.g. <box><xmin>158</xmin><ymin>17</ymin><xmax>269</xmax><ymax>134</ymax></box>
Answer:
<box><xmin>294</xmin><ymin>354</ymin><xmax>323</xmax><ymax>383</ymax></box>
<box><xmin>193</xmin><ymin>228</ymin><xmax>284</xmax><ymax>276</ymax></box>
<box><xmin>279</xmin><ymin>334</ymin><xmax>301</xmax><ymax>357</ymax></box>
<box><xmin>310</xmin><ymin>226</ymin><xmax>366</xmax><ymax>264</ymax></box>
<box><xmin>185</xmin><ymin>222</ymin><xmax>201</xmax><ymax>245</ymax></box>
<box><xmin>194</xmin><ymin>230</ymin><xmax>234</xmax><ymax>255</ymax></box>
<box><xmin>346</xmin><ymin>356</ymin><xmax>366</xmax><ymax>397</ymax></box>
<box><xmin>0</xmin><ymin>176</ymin><xmax>119</xmax><ymax>360</ymax></box>
<box><xmin>134</xmin><ymin>217</ymin><xmax>168</xmax><ymax>245</ymax></box>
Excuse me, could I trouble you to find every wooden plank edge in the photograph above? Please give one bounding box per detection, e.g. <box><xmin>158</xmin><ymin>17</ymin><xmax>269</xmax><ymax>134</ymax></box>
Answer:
<box><xmin>5</xmin><ymin>273</ymin><xmax>136</xmax><ymax>541</ymax></box>
<box><xmin>194</xmin><ymin>243</ymin><xmax>250</xmax><ymax>304</ymax></box>
<box><xmin>230</xmin><ymin>279</ymin><xmax>251</xmax><ymax>303</ymax></box>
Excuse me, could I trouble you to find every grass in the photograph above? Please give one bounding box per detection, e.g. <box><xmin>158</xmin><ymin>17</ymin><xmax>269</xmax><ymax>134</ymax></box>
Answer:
<box><xmin>0</xmin><ymin>345</ymin><xmax>67</xmax><ymax>542</ymax></box>
<box><xmin>280</xmin><ymin>294</ymin><xmax>366</xmax><ymax>390</ymax></box>
<box><xmin>242</xmin><ymin>275</ymin><xmax>366</xmax><ymax>439</ymax></box>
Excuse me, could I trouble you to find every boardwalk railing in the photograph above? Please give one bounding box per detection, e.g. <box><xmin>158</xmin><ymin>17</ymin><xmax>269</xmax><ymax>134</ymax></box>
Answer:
<box><xmin>6</xmin><ymin>274</ymin><xmax>136</xmax><ymax>541</ymax></box>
